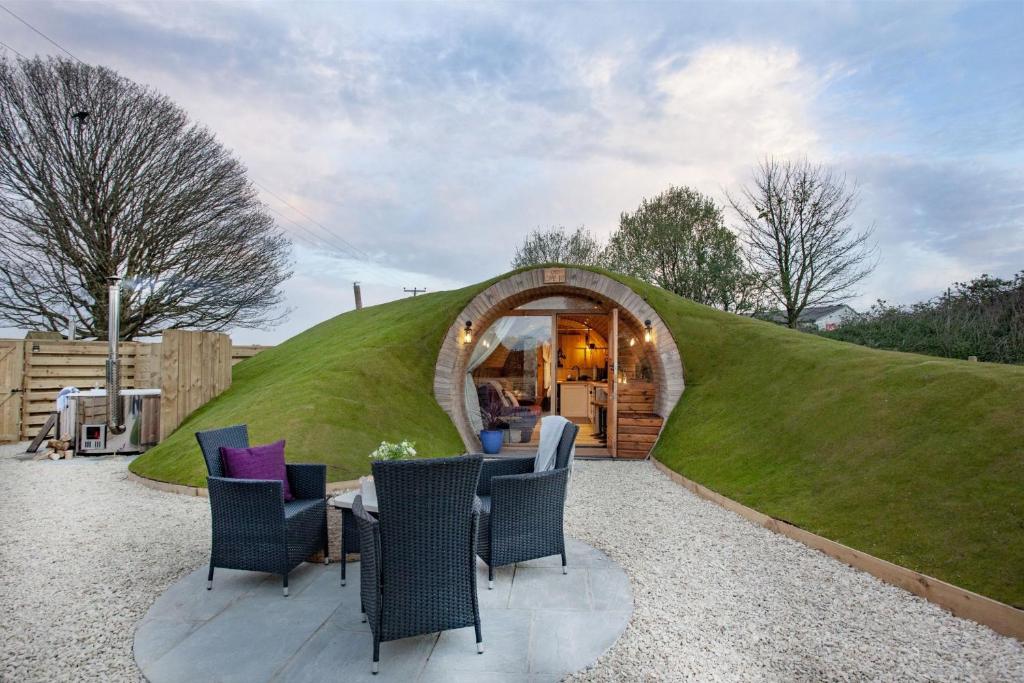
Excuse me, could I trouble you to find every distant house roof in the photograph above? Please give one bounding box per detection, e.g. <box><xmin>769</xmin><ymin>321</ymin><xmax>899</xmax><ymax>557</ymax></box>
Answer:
<box><xmin>763</xmin><ymin>304</ymin><xmax>857</xmax><ymax>325</ymax></box>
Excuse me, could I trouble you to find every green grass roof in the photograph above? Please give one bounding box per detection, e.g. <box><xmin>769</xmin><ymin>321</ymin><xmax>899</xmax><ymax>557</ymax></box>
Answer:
<box><xmin>130</xmin><ymin>268</ymin><xmax>1024</xmax><ymax>606</ymax></box>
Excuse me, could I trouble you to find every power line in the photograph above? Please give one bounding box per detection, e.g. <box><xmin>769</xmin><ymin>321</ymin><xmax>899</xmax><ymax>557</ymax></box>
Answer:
<box><xmin>253</xmin><ymin>182</ymin><xmax>403</xmax><ymax>288</ymax></box>
<box><xmin>263</xmin><ymin>203</ymin><xmax>397</xmax><ymax>288</ymax></box>
<box><xmin>264</xmin><ymin>205</ymin><xmax>357</xmax><ymax>263</ymax></box>
<box><xmin>0</xmin><ymin>37</ymin><xmax>25</xmax><ymax>58</ymax></box>
<box><xmin>264</xmin><ymin>204</ymin><xmax>340</xmax><ymax>252</ymax></box>
<box><xmin>257</xmin><ymin>189</ymin><xmax>398</xmax><ymax>281</ymax></box>
<box><xmin>0</xmin><ymin>3</ymin><xmax>83</xmax><ymax>63</ymax></box>
<box><xmin>251</xmin><ymin>179</ymin><xmax>372</xmax><ymax>260</ymax></box>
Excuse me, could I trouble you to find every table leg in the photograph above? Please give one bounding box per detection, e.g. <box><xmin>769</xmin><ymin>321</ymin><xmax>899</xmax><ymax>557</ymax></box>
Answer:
<box><xmin>340</xmin><ymin>507</ymin><xmax>362</xmax><ymax>587</ymax></box>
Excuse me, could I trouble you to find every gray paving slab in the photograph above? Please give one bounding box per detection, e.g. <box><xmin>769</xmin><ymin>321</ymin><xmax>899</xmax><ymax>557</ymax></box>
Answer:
<box><xmin>587</xmin><ymin>567</ymin><xmax>634</xmax><ymax>611</ymax></box>
<box><xmin>135</xmin><ymin>540</ymin><xmax>633</xmax><ymax>682</ymax></box>
<box><xmin>143</xmin><ymin>588</ymin><xmax>340</xmax><ymax>683</ymax></box>
<box><xmin>529</xmin><ymin>610</ymin><xmax>632</xmax><ymax>675</ymax></box>
<box><xmin>508</xmin><ymin>567</ymin><xmax>591</xmax><ymax>610</ymax></box>
<box><xmin>476</xmin><ymin>560</ymin><xmax>515</xmax><ymax>609</ymax></box>
<box><xmin>274</xmin><ymin>624</ymin><xmax>437</xmax><ymax>683</ymax></box>
<box><xmin>132</xmin><ymin>618</ymin><xmax>202</xmax><ymax>670</ymax></box>
<box><xmin>516</xmin><ymin>538</ymin><xmax>616</xmax><ymax>568</ymax></box>
<box><xmin>426</xmin><ymin>608</ymin><xmax>532</xmax><ymax>674</ymax></box>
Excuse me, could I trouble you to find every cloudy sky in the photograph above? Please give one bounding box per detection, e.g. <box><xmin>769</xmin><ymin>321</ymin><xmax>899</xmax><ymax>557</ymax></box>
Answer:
<box><xmin>2</xmin><ymin>1</ymin><xmax>1022</xmax><ymax>343</ymax></box>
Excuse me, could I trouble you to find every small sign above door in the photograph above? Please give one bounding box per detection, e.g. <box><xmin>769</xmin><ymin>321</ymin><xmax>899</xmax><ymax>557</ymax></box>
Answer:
<box><xmin>543</xmin><ymin>268</ymin><xmax>566</xmax><ymax>284</ymax></box>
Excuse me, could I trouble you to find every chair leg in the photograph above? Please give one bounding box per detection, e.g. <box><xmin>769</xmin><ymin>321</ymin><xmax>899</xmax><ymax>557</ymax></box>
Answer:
<box><xmin>322</xmin><ymin>522</ymin><xmax>330</xmax><ymax>565</ymax></box>
<box><xmin>488</xmin><ymin>565</ymin><xmax>494</xmax><ymax>590</ymax></box>
<box><xmin>475</xmin><ymin>619</ymin><xmax>484</xmax><ymax>654</ymax></box>
<box><xmin>282</xmin><ymin>573</ymin><xmax>289</xmax><ymax>597</ymax></box>
<box><xmin>207</xmin><ymin>563</ymin><xmax>215</xmax><ymax>590</ymax></box>
<box><xmin>372</xmin><ymin>636</ymin><xmax>380</xmax><ymax>674</ymax></box>
<box><xmin>562</xmin><ymin>550</ymin><xmax>568</xmax><ymax>575</ymax></box>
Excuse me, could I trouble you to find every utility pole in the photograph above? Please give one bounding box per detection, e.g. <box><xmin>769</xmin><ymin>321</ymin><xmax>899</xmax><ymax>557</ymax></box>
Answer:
<box><xmin>353</xmin><ymin>282</ymin><xmax>363</xmax><ymax>310</ymax></box>
<box><xmin>403</xmin><ymin>287</ymin><xmax>426</xmax><ymax>297</ymax></box>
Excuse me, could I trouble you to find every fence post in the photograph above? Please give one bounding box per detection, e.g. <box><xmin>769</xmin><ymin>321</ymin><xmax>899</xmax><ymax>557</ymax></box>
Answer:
<box><xmin>160</xmin><ymin>330</ymin><xmax>180</xmax><ymax>442</ymax></box>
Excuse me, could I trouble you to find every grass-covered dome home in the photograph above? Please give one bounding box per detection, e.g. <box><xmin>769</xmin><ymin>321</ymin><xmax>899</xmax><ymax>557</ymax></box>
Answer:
<box><xmin>131</xmin><ymin>266</ymin><xmax>1024</xmax><ymax>611</ymax></box>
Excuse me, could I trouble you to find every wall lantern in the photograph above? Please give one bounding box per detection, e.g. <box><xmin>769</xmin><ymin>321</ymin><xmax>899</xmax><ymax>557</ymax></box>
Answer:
<box><xmin>463</xmin><ymin>320</ymin><xmax>473</xmax><ymax>344</ymax></box>
<box><xmin>643</xmin><ymin>320</ymin><xmax>653</xmax><ymax>343</ymax></box>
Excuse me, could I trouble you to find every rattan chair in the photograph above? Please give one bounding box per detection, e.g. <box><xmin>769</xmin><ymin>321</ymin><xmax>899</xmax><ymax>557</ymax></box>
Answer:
<box><xmin>195</xmin><ymin>424</ymin><xmax>329</xmax><ymax>597</ymax></box>
<box><xmin>476</xmin><ymin>422</ymin><xmax>578</xmax><ymax>588</ymax></box>
<box><xmin>352</xmin><ymin>454</ymin><xmax>484</xmax><ymax>674</ymax></box>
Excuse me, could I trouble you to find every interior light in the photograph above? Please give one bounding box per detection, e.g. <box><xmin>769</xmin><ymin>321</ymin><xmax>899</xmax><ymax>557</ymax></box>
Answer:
<box><xmin>644</xmin><ymin>320</ymin><xmax>653</xmax><ymax>343</ymax></box>
<box><xmin>629</xmin><ymin>337</ymin><xmax>636</xmax><ymax>347</ymax></box>
<box><xmin>463</xmin><ymin>321</ymin><xmax>473</xmax><ymax>344</ymax></box>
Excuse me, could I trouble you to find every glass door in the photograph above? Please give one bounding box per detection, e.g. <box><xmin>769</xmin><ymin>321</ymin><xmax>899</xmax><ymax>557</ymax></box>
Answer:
<box><xmin>554</xmin><ymin>313</ymin><xmax>610</xmax><ymax>449</ymax></box>
<box><xmin>467</xmin><ymin>315</ymin><xmax>552</xmax><ymax>446</ymax></box>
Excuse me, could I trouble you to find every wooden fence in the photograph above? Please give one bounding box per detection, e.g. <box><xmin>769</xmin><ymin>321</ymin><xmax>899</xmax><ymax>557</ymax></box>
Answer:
<box><xmin>159</xmin><ymin>330</ymin><xmax>232</xmax><ymax>441</ymax></box>
<box><xmin>0</xmin><ymin>334</ymin><xmax>272</xmax><ymax>443</ymax></box>
<box><xmin>231</xmin><ymin>345</ymin><xmax>269</xmax><ymax>365</ymax></box>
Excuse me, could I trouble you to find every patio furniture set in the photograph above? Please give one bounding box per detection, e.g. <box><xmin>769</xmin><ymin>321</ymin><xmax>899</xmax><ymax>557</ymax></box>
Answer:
<box><xmin>194</xmin><ymin>418</ymin><xmax>579</xmax><ymax>675</ymax></box>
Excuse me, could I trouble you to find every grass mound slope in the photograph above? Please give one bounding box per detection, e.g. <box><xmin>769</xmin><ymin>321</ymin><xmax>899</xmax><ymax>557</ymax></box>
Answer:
<box><xmin>130</xmin><ymin>268</ymin><xmax>1024</xmax><ymax>606</ymax></box>
<box><xmin>131</xmin><ymin>283</ymin><xmax>485</xmax><ymax>486</ymax></box>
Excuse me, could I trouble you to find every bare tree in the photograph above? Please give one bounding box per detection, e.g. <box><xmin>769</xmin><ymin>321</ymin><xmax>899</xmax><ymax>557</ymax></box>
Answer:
<box><xmin>511</xmin><ymin>226</ymin><xmax>605</xmax><ymax>269</ymax></box>
<box><xmin>729</xmin><ymin>158</ymin><xmax>876</xmax><ymax>328</ymax></box>
<box><xmin>0</xmin><ymin>57</ymin><xmax>291</xmax><ymax>340</ymax></box>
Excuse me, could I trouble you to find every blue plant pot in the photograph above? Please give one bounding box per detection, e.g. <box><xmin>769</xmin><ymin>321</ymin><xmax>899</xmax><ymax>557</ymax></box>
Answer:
<box><xmin>480</xmin><ymin>429</ymin><xmax>504</xmax><ymax>455</ymax></box>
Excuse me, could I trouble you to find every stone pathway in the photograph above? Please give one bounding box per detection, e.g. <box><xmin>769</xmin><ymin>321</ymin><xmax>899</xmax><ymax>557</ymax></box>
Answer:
<box><xmin>135</xmin><ymin>540</ymin><xmax>632</xmax><ymax>682</ymax></box>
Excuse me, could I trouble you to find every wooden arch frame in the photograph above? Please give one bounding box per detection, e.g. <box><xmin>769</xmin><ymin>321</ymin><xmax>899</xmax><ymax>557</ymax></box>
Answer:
<box><xmin>434</xmin><ymin>268</ymin><xmax>685</xmax><ymax>452</ymax></box>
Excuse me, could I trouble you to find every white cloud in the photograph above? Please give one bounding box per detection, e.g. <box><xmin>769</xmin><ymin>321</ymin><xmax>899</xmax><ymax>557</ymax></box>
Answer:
<box><xmin>599</xmin><ymin>44</ymin><xmax>824</xmax><ymax>171</ymax></box>
<box><xmin>231</xmin><ymin>244</ymin><xmax>468</xmax><ymax>345</ymax></box>
<box><xmin>3</xmin><ymin>1</ymin><xmax>1020</xmax><ymax>341</ymax></box>
<box><xmin>856</xmin><ymin>241</ymin><xmax>974</xmax><ymax>310</ymax></box>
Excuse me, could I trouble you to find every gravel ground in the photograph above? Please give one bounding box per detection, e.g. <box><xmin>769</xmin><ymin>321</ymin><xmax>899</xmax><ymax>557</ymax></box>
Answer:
<box><xmin>0</xmin><ymin>444</ymin><xmax>208</xmax><ymax>682</ymax></box>
<box><xmin>1</xmin><ymin>446</ymin><xmax>1022</xmax><ymax>682</ymax></box>
<box><xmin>564</xmin><ymin>461</ymin><xmax>1024</xmax><ymax>682</ymax></box>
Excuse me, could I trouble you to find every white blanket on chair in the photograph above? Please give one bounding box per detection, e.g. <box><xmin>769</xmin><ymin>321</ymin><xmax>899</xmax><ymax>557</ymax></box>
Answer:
<box><xmin>534</xmin><ymin>415</ymin><xmax>573</xmax><ymax>472</ymax></box>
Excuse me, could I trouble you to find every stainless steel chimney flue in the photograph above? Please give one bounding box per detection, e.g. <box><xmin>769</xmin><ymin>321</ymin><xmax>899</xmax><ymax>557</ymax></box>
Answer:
<box><xmin>106</xmin><ymin>276</ymin><xmax>125</xmax><ymax>434</ymax></box>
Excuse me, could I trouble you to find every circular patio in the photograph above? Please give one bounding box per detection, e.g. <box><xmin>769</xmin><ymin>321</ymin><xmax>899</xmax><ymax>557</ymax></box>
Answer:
<box><xmin>134</xmin><ymin>538</ymin><xmax>633</xmax><ymax>682</ymax></box>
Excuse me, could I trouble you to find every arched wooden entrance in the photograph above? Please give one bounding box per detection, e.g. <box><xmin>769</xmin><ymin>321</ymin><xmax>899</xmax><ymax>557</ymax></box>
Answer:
<box><xmin>434</xmin><ymin>267</ymin><xmax>685</xmax><ymax>457</ymax></box>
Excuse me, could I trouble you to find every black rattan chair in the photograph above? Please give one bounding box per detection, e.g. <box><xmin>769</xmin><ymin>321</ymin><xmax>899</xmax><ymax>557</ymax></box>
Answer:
<box><xmin>476</xmin><ymin>422</ymin><xmax>578</xmax><ymax>588</ymax></box>
<box><xmin>352</xmin><ymin>454</ymin><xmax>484</xmax><ymax>674</ymax></box>
<box><xmin>195</xmin><ymin>424</ymin><xmax>329</xmax><ymax>597</ymax></box>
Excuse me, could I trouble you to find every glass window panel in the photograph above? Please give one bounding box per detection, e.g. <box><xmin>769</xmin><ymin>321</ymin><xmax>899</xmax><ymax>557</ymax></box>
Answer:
<box><xmin>469</xmin><ymin>316</ymin><xmax>552</xmax><ymax>445</ymax></box>
<box><xmin>515</xmin><ymin>295</ymin><xmax>601</xmax><ymax>311</ymax></box>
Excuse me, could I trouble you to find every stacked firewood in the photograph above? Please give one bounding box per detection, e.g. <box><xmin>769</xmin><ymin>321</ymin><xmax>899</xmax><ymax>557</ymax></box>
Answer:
<box><xmin>34</xmin><ymin>439</ymin><xmax>73</xmax><ymax>460</ymax></box>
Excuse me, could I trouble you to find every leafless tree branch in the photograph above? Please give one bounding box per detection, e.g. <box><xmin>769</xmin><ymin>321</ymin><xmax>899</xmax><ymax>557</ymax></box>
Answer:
<box><xmin>728</xmin><ymin>157</ymin><xmax>877</xmax><ymax>327</ymax></box>
<box><xmin>0</xmin><ymin>56</ymin><xmax>292</xmax><ymax>339</ymax></box>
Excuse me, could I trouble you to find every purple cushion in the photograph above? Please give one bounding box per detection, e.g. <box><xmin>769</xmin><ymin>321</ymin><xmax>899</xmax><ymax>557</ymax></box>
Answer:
<box><xmin>220</xmin><ymin>440</ymin><xmax>294</xmax><ymax>501</ymax></box>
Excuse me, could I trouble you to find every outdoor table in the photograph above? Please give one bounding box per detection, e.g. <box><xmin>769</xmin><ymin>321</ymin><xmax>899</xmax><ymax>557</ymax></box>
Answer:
<box><xmin>329</xmin><ymin>489</ymin><xmax>377</xmax><ymax>587</ymax></box>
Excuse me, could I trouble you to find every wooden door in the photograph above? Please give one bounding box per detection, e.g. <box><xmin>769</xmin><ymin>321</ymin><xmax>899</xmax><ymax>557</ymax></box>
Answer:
<box><xmin>550</xmin><ymin>315</ymin><xmax>559</xmax><ymax>415</ymax></box>
<box><xmin>608</xmin><ymin>309</ymin><xmax>618</xmax><ymax>456</ymax></box>
<box><xmin>0</xmin><ymin>341</ymin><xmax>25</xmax><ymax>443</ymax></box>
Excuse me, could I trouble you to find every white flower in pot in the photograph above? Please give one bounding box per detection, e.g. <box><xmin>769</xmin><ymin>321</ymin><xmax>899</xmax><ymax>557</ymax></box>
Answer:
<box><xmin>363</xmin><ymin>440</ymin><xmax>417</xmax><ymax>499</ymax></box>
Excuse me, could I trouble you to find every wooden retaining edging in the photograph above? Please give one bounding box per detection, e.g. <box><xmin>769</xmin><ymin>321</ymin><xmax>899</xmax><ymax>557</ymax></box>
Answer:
<box><xmin>651</xmin><ymin>458</ymin><xmax>1024</xmax><ymax>642</ymax></box>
